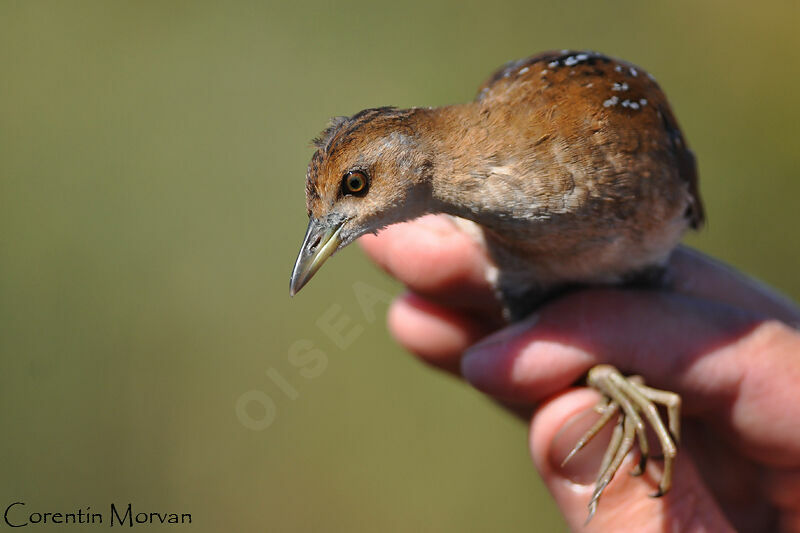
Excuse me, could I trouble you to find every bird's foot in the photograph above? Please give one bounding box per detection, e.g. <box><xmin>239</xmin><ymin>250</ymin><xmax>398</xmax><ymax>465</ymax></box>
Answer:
<box><xmin>560</xmin><ymin>364</ymin><xmax>681</xmax><ymax>523</ymax></box>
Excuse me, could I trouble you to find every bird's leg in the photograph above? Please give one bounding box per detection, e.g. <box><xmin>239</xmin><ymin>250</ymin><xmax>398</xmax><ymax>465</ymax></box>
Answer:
<box><xmin>561</xmin><ymin>364</ymin><xmax>681</xmax><ymax>521</ymax></box>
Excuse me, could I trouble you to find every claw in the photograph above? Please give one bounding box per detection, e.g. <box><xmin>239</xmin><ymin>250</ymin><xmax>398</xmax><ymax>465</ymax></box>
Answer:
<box><xmin>561</xmin><ymin>400</ymin><xmax>620</xmax><ymax>467</ymax></box>
<box><xmin>575</xmin><ymin>364</ymin><xmax>681</xmax><ymax>523</ymax></box>
<box><xmin>630</xmin><ymin>452</ymin><xmax>647</xmax><ymax>477</ymax></box>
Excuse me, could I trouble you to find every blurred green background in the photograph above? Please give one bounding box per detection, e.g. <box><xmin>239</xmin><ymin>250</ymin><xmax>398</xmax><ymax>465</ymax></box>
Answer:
<box><xmin>1</xmin><ymin>1</ymin><xmax>798</xmax><ymax>531</ymax></box>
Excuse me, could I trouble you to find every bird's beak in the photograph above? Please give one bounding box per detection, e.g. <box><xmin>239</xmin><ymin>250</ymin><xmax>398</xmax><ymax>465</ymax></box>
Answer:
<box><xmin>289</xmin><ymin>217</ymin><xmax>345</xmax><ymax>296</ymax></box>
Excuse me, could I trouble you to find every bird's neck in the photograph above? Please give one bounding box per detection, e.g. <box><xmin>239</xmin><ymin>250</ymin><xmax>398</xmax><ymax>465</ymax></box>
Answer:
<box><xmin>414</xmin><ymin>104</ymin><xmax>545</xmax><ymax>232</ymax></box>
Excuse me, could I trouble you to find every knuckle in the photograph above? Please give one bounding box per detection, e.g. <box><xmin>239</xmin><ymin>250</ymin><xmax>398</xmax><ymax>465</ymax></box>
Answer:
<box><xmin>744</xmin><ymin>319</ymin><xmax>800</xmax><ymax>358</ymax></box>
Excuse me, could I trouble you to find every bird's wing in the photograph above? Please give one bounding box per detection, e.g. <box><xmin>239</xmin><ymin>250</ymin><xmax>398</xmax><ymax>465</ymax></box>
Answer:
<box><xmin>658</xmin><ymin>103</ymin><xmax>705</xmax><ymax>229</ymax></box>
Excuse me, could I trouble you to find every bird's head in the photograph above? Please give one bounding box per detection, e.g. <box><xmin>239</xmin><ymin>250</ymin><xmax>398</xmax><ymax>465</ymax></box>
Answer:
<box><xmin>290</xmin><ymin>107</ymin><xmax>435</xmax><ymax>295</ymax></box>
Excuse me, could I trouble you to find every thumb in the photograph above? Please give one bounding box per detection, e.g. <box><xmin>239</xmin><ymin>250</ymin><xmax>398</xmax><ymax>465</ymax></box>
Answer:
<box><xmin>530</xmin><ymin>389</ymin><xmax>735</xmax><ymax>532</ymax></box>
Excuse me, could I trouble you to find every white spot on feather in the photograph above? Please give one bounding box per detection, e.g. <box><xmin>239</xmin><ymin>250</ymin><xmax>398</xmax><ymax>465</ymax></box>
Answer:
<box><xmin>603</xmin><ymin>96</ymin><xmax>619</xmax><ymax>107</ymax></box>
<box><xmin>484</xmin><ymin>265</ymin><xmax>499</xmax><ymax>287</ymax></box>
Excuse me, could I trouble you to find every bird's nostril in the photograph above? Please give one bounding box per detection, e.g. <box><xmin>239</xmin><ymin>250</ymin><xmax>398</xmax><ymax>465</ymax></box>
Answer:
<box><xmin>308</xmin><ymin>234</ymin><xmax>322</xmax><ymax>253</ymax></box>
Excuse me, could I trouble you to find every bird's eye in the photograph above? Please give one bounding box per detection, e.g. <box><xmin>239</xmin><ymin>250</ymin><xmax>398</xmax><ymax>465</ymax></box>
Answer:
<box><xmin>341</xmin><ymin>170</ymin><xmax>369</xmax><ymax>196</ymax></box>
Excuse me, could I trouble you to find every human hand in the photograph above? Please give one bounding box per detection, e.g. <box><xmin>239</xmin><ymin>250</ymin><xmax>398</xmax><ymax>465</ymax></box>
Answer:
<box><xmin>359</xmin><ymin>214</ymin><xmax>800</xmax><ymax>532</ymax></box>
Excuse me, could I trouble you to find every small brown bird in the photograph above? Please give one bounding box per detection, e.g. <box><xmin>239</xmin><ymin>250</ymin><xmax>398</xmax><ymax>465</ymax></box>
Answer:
<box><xmin>290</xmin><ymin>50</ymin><xmax>703</xmax><ymax>520</ymax></box>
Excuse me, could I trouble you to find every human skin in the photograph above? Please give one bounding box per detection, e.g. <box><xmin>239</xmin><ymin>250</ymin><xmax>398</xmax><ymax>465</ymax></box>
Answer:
<box><xmin>358</xmin><ymin>214</ymin><xmax>800</xmax><ymax>533</ymax></box>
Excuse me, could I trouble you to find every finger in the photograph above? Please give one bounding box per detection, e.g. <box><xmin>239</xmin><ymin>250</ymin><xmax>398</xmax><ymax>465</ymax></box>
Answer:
<box><xmin>530</xmin><ymin>389</ymin><xmax>736</xmax><ymax>532</ymax></box>
<box><xmin>462</xmin><ymin>289</ymin><xmax>757</xmax><ymax>405</ymax></box>
<box><xmin>681</xmin><ymin>419</ymin><xmax>775</xmax><ymax>530</ymax></box>
<box><xmin>387</xmin><ymin>292</ymin><xmax>492</xmax><ymax>373</ymax></box>
<box><xmin>763</xmin><ymin>468</ymin><xmax>800</xmax><ymax>516</ymax></box>
<box><xmin>358</xmin><ymin>215</ymin><xmax>502</xmax><ymax>321</ymax></box>
<box><xmin>462</xmin><ymin>288</ymin><xmax>800</xmax><ymax>465</ymax></box>
<box><xmin>669</xmin><ymin>247</ymin><xmax>800</xmax><ymax>325</ymax></box>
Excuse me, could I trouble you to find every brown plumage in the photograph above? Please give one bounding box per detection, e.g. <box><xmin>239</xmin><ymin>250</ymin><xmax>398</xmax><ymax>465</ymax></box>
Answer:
<box><xmin>299</xmin><ymin>50</ymin><xmax>702</xmax><ymax>317</ymax></box>
<box><xmin>291</xmin><ymin>50</ymin><xmax>701</xmax><ymax>519</ymax></box>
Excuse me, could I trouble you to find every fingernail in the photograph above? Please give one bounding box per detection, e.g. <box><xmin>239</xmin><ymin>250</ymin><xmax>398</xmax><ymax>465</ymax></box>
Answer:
<box><xmin>468</xmin><ymin>313</ymin><xmax>540</xmax><ymax>352</ymax></box>
<box><xmin>461</xmin><ymin>314</ymin><xmax>539</xmax><ymax>385</ymax></box>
